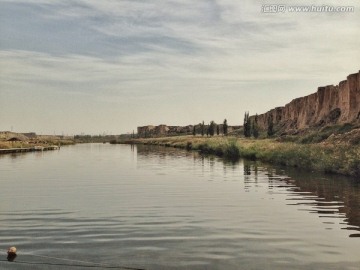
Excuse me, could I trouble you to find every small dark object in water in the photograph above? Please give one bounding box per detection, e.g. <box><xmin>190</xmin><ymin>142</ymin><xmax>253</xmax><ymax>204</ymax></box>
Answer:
<box><xmin>7</xmin><ymin>247</ymin><xmax>17</xmax><ymax>261</ymax></box>
<box><xmin>7</xmin><ymin>253</ymin><xmax>17</xmax><ymax>262</ymax></box>
<box><xmin>7</xmin><ymin>246</ymin><xmax>17</xmax><ymax>255</ymax></box>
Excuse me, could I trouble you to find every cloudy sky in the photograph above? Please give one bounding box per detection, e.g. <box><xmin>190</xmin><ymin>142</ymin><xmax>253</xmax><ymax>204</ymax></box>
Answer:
<box><xmin>0</xmin><ymin>0</ymin><xmax>359</xmax><ymax>135</ymax></box>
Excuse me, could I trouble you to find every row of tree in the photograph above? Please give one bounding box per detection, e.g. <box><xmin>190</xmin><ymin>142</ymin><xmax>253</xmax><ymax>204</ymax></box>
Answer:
<box><xmin>194</xmin><ymin>113</ymin><xmax>275</xmax><ymax>138</ymax></box>
<box><xmin>193</xmin><ymin>119</ymin><xmax>229</xmax><ymax>137</ymax></box>
<box><xmin>243</xmin><ymin>112</ymin><xmax>274</xmax><ymax>138</ymax></box>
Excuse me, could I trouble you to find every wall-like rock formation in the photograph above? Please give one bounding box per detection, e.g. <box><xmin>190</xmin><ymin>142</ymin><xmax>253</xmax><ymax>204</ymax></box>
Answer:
<box><xmin>252</xmin><ymin>71</ymin><xmax>360</xmax><ymax>133</ymax></box>
<box><xmin>137</xmin><ymin>71</ymin><xmax>359</xmax><ymax>137</ymax></box>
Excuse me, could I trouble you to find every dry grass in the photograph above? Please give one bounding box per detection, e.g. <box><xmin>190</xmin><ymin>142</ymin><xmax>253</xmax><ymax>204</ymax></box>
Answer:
<box><xmin>0</xmin><ymin>140</ymin><xmax>74</xmax><ymax>150</ymax></box>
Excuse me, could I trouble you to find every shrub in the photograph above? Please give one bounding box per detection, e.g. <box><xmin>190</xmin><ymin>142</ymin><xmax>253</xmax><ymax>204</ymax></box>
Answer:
<box><xmin>186</xmin><ymin>142</ymin><xmax>192</xmax><ymax>150</ymax></box>
<box><xmin>224</xmin><ymin>140</ymin><xmax>240</xmax><ymax>160</ymax></box>
<box><xmin>215</xmin><ymin>146</ymin><xmax>224</xmax><ymax>156</ymax></box>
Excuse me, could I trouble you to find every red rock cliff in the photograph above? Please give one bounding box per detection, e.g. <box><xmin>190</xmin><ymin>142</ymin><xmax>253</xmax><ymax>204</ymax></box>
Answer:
<box><xmin>252</xmin><ymin>71</ymin><xmax>360</xmax><ymax>133</ymax></box>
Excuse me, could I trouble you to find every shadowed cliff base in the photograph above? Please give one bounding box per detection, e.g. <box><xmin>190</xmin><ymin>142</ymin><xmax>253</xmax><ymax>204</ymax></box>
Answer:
<box><xmin>120</xmin><ymin>132</ymin><xmax>360</xmax><ymax>179</ymax></box>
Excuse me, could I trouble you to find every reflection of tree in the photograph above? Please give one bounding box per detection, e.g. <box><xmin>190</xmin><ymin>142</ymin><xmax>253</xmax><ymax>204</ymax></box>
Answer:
<box><xmin>243</xmin><ymin>161</ymin><xmax>252</xmax><ymax>191</ymax></box>
<box><xmin>254</xmin><ymin>163</ymin><xmax>258</xmax><ymax>183</ymax></box>
<box><xmin>266</xmin><ymin>168</ymin><xmax>275</xmax><ymax>190</ymax></box>
<box><xmin>209</xmin><ymin>156</ymin><xmax>215</xmax><ymax>171</ymax></box>
<box><xmin>243</xmin><ymin>164</ymin><xmax>251</xmax><ymax>176</ymax></box>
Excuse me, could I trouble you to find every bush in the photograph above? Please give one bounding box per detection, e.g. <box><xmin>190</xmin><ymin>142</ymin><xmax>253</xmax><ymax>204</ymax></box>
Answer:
<box><xmin>298</xmin><ymin>132</ymin><xmax>330</xmax><ymax>144</ymax></box>
<box><xmin>224</xmin><ymin>140</ymin><xmax>240</xmax><ymax>160</ymax></box>
<box><xmin>215</xmin><ymin>146</ymin><xmax>224</xmax><ymax>156</ymax></box>
<box><xmin>186</xmin><ymin>142</ymin><xmax>192</xmax><ymax>150</ymax></box>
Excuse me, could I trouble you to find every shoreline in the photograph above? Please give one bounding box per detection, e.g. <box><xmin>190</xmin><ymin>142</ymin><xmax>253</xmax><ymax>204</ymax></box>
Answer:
<box><xmin>120</xmin><ymin>135</ymin><xmax>360</xmax><ymax>178</ymax></box>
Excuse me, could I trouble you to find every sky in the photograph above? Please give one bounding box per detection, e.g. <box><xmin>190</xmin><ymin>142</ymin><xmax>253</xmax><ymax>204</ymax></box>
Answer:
<box><xmin>0</xmin><ymin>0</ymin><xmax>359</xmax><ymax>135</ymax></box>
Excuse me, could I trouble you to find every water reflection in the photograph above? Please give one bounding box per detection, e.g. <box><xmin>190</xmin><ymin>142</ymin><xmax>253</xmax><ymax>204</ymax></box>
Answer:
<box><xmin>136</xmin><ymin>145</ymin><xmax>360</xmax><ymax>237</ymax></box>
<box><xmin>279</xmin><ymin>167</ymin><xmax>360</xmax><ymax>237</ymax></box>
<box><xmin>242</xmin><ymin>161</ymin><xmax>360</xmax><ymax>238</ymax></box>
<box><xmin>0</xmin><ymin>152</ymin><xmax>28</xmax><ymax>160</ymax></box>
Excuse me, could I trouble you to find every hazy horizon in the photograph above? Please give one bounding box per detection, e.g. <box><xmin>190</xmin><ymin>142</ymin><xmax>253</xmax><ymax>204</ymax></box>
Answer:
<box><xmin>1</xmin><ymin>0</ymin><xmax>359</xmax><ymax>135</ymax></box>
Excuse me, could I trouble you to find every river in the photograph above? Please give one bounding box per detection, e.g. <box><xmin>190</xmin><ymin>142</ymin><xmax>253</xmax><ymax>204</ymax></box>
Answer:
<box><xmin>0</xmin><ymin>143</ymin><xmax>359</xmax><ymax>269</ymax></box>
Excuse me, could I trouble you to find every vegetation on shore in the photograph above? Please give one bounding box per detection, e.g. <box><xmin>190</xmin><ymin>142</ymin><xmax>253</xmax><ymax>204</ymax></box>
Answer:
<box><xmin>122</xmin><ymin>131</ymin><xmax>360</xmax><ymax>178</ymax></box>
<box><xmin>0</xmin><ymin>140</ymin><xmax>74</xmax><ymax>150</ymax></box>
<box><xmin>0</xmin><ymin>132</ymin><xmax>75</xmax><ymax>150</ymax></box>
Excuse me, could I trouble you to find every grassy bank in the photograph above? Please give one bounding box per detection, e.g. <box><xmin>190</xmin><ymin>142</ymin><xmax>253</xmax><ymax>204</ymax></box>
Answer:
<box><xmin>123</xmin><ymin>136</ymin><xmax>360</xmax><ymax>178</ymax></box>
<box><xmin>0</xmin><ymin>140</ymin><xmax>75</xmax><ymax>150</ymax></box>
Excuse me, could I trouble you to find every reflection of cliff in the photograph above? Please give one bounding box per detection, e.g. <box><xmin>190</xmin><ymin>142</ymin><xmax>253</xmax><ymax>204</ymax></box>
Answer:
<box><xmin>251</xmin><ymin>71</ymin><xmax>360</xmax><ymax>133</ymax></box>
<box><xmin>135</xmin><ymin>144</ymin><xmax>360</xmax><ymax>237</ymax></box>
<box><xmin>264</xmin><ymin>164</ymin><xmax>360</xmax><ymax>237</ymax></box>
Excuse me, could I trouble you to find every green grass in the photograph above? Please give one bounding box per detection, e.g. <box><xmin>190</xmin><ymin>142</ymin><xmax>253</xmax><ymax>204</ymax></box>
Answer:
<box><xmin>125</xmin><ymin>135</ymin><xmax>360</xmax><ymax>178</ymax></box>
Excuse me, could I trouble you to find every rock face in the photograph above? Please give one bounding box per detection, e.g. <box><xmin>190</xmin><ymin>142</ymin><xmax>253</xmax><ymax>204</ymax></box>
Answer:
<box><xmin>137</xmin><ymin>71</ymin><xmax>359</xmax><ymax>137</ymax></box>
<box><xmin>252</xmin><ymin>71</ymin><xmax>360</xmax><ymax>133</ymax></box>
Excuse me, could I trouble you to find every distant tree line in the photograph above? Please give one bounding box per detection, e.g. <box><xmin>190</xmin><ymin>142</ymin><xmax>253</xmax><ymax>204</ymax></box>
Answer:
<box><xmin>192</xmin><ymin>112</ymin><xmax>275</xmax><ymax>138</ymax></box>
<box><xmin>74</xmin><ymin>134</ymin><xmax>120</xmax><ymax>143</ymax></box>
<box><xmin>193</xmin><ymin>119</ymin><xmax>229</xmax><ymax>137</ymax></box>
<box><xmin>243</xmin><ymin>112</ymin><xmax>275</xmax><ymax>138</ymax></box>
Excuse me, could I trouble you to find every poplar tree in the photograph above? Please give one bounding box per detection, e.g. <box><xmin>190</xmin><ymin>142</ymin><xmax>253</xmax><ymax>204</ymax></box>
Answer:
<box><xmin>267</xmin><ymin>115</ymin><xmax>274</xmax><ymax>137</ymax></box>
<box><xmin>223</xmin><ymin>119</ymin><xmax>228</xmax><ymax>136</ymax></box>
<box><xmin>209</xmin><ymin>121</ymin><xmax>216</xmax><ymax>136</ymax></box>
<box><xmin>244</xmin><ymin>111</ymin><xmax>251</xmax><ymax>138</ymax></box>
<box><xmin>252</xmin><ymin>114</ymin><xmax>259</xmax><ymax>138</ymax></box>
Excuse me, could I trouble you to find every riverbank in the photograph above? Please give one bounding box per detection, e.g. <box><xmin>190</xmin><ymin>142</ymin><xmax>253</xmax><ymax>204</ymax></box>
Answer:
<box><xmin>0</xmin><ymin>131</ymin><xmax>75</xmax><ymax>152</ymax></box>
<box><xmin>122</xmin><ymin>135</ymin><xmax>360</xmax><ymax>178</ymax></box>
<box><xmin>0</xmin><ymin>140</ymin><xmax>74</xmax><ymax>150</ymax></box>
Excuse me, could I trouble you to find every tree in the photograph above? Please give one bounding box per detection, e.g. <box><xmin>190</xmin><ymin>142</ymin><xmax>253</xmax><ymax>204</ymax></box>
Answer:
<box><xmin>243</xmin><ymin>111</ymin><xmax>251</xmax><ymax>138</ymax></box>
<box><xmin>252</xmin><ymin>114</ymin><xmax>259</xmax><ymax>138</ymax></box>
<box><xmin>267</xmin><ymin>114</ymin><xmax>274</xmax><ymax>137</ymax></box>
<box><xmin>216</xmin><ymin>125</ymin><xmax>220</xmax><ymax>136</ymax></box>
<box><xmin>192</xmin><ymin>125</ymin><xmax>196</xmax><ymax>136</ymax></box>
<box><xmin>223</xmin><ymin>119</ymin><xmax>228</xmax><ymax>136</ymax></box>
<box><xmin>201</xmin><ymin>121</ymin><xmax>205</xmax><ymax>136</ymax></box>
<box><xmin>209</xmin><ymin>121</ymin><xmax>216</xmax><ymax>136</ymax></box>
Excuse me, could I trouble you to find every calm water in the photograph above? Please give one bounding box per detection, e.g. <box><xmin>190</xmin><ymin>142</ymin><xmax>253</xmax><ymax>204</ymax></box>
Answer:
<box><xmin>0</xmin><ymin>143</ymin><xmax>359</xmax><ymax>270</ymax></box>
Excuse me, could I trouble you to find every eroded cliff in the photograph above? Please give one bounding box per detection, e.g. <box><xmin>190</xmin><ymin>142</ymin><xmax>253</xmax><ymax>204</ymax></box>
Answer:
<box><xmin>252</xmin><ymin>71</ymin><xmax>360</xmax><ymax>133</ymax></box>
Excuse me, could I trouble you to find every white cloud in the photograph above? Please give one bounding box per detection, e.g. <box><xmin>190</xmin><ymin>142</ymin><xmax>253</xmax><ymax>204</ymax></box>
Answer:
<box><xmin>0</xmin><ymin>0</ymin><xmax>359</xmax><ymax>133</ymax></box>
